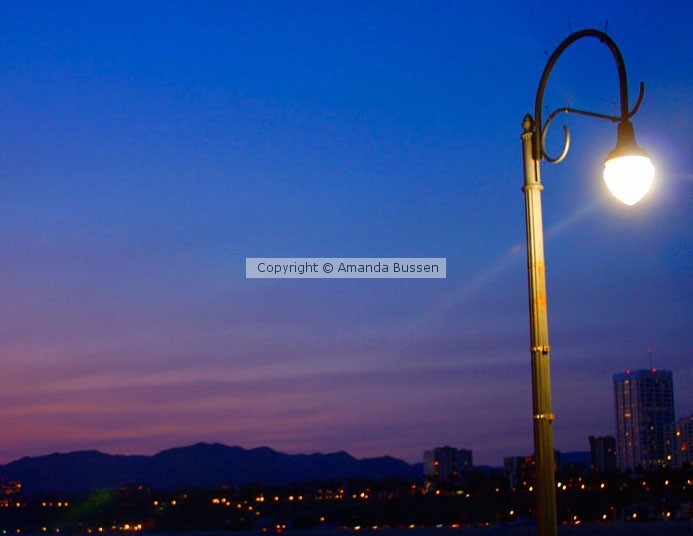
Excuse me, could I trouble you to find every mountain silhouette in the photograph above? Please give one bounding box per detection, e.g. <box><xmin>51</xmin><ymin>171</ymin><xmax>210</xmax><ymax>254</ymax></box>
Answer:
<box><xmin>0</xmin><ymin>443</ymin><xmax>421</xmax><ymax>493</ymax></box>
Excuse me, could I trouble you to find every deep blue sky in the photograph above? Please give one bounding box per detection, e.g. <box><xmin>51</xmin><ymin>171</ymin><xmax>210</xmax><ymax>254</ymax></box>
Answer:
<box><xmin>0</xmin><ymin>1</ymin><xmax>690</xmax><ymax>466</ymax></box>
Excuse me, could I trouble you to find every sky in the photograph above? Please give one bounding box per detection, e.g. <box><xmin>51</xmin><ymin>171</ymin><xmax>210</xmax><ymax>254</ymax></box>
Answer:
<box><xmin>0</xmin><ymin>1</ymin><xmax>690</xmax><ymax>467</ymax></box>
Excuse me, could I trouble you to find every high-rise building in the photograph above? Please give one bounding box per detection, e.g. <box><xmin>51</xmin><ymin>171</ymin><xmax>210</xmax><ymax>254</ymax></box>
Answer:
<box><xmin>588</xmin><ymin>436</ymin><xmax>617</xmax><ymax>473</ymax></box>
<box><xmin>613</xmin><ymin>369</ymin><xmax>675</xmax><ymax>471</ymax></box>
<box><xmin>673</xmin><ymin>415</ymin><xmax>693</xmax><ymax>468</ymax></box>
<box><xmin>503</xmin><ymin>455</ymin><xmax>535</xmax><ymax>489</ymax></box>
<box><xmin>423</xmin><ymin>446</ymin><xmax>472</xmax><ymax>489</ymax></box>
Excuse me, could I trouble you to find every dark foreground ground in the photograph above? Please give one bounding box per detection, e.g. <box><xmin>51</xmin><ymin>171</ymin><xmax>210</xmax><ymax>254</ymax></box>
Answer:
<box><xmin>301</xmin><ymin>526</ymin><xmax>690</xmax><ymax>535</ymax></box>
<box><xmin>142</xmin><ymin>524</ymin><xmax>692</xmax><ymax>536</ymax></box>
<box><xmin>345</xmin><ymin>525</ymin><xmax>689</xmax><ymax>535</ymax></box>
<box><xmin>415</xmin><ymin>523</ymin><xmax>693</xmax><ymax>534</ymax></box>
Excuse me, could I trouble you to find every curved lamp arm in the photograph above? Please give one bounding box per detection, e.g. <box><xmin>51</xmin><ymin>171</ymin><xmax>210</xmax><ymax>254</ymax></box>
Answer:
<box><xmin>532</xmin><ymin>29</ymin><xmax>645</xmax><ymax>162</ymax></box>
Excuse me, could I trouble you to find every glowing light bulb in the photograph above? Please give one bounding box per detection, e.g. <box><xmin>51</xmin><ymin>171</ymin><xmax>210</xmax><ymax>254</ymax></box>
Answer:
<box><xmin>603</xmin><ymin>120</ymin><xmax>655</xmax><ymax>205</ymax></box>
<box><xmin>603</xmin><ymin>155</ymin><xmax>655</xmax><ymax>205</ymax></box>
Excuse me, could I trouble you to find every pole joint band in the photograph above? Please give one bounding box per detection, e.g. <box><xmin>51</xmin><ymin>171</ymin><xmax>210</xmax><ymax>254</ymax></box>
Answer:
<box><xmin>531</xmin><ymin>345</ymin><xmax>550</xmax><ymax>354</ymax></box>
<box><xmin>533</xmin><ymin>413</ymin><xmax>555</xmax><ymax>421</ymax></box>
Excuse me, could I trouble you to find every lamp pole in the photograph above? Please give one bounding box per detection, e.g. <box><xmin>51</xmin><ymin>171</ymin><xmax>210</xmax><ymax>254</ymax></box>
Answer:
<box><xmin>521</xmin><ymin>30</ymin><xmax>654</xmax><ymax>536</ymax></box>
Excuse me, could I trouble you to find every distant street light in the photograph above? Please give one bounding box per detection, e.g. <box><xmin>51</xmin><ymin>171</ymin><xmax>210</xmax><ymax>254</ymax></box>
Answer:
<box><xmin>520</xmin><ymin>29</ymin><xmax>654</xmax><ymax>536</ymax></box>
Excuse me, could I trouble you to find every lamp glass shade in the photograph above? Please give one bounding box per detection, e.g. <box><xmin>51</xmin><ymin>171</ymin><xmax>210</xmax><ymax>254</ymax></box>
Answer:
<box><xmin>603</xmin><ymin>155</ymin><xmax>655</xmax><ymax>206</ymax></box>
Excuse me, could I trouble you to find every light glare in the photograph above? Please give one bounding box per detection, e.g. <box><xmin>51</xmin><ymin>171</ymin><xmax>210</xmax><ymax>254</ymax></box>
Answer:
<box><xmin>603</xmin><ymin>155</ymin><xmax>655</xmax><ymax>206</ymax></box>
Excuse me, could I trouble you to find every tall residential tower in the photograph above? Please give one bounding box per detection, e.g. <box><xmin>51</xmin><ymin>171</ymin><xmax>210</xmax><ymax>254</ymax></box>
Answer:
<box><xmin>613</xmin><ymin>369</ymin><xmax>675</xmax><ymax>471</ymax></box>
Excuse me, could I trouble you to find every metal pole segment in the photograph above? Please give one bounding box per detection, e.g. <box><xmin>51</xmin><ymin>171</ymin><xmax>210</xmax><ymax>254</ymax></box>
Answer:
<box><xmin>521</xmin><ymin>115</ymin><xmax>557</xmax><ymax>536</ymax></box>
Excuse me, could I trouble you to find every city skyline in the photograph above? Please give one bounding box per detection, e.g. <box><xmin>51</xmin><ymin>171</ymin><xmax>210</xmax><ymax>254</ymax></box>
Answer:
<box><xmin>0</xmin><ymin>1</ymin><xmax>691</xmax><ymax>467</ymax></box>
<box><xmin>2</xmin><ymin>366</ymin><xmax>685</xmax><ymax>468</ymax></box>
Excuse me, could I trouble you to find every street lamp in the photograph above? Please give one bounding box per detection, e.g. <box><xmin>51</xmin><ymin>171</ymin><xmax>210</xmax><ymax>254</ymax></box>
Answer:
<box><xmin>520</xmin><ymin>29</ymin><xmax>654</xmax><ymax>536</ymax></box>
